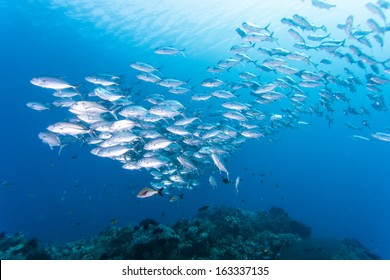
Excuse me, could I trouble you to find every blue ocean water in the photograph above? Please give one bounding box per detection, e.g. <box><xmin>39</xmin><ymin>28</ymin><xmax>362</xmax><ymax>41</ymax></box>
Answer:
<box><xmin>0</xmin><ymin>0</ymin><xmax>389</xmax><ymax>259</ymax></box>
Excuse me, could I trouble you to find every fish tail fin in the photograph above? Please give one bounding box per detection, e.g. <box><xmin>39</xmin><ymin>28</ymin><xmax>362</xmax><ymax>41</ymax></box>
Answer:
<box><xmin>269</xmin><ymin>31</ymin><xmax>279</xmax><ymax>44</ymax></box>
<box><xmin>73</xmin><ymin>84</ymin><xmax>83</xmax><ymax>94</ymax></box>
<box><xmin>110</xmin><ymin>110</ymin><xmax>118</xmax><ymax>120</ymax></box>
<box><xmin>264</xmin><ymin>23</ymin><xmax>271</xmax><ymax>32</ymax></box>
<box><xmin>179</xmin><ymin>194</ymin><xmax>184</xmax><ymax>199</ymax></box>
<box><xmin>158</xmin><ymin>188</ymin><xmax>164</xmax><ymax>196</ymax></box>
<box><xmin>181</xmin><ymin>50</ymin><xmax>186</xmax><ymax>58</ymax></box>
<box><xmin>321</xmin><ymin>25</ymin><xmax>327</xmax><ymax>32</ymax></box>
<box><xmin>58</xmin><ymin>144</ymin><xmax>67</xmax><ymax>155</ymax></box>
<box><xmin>71</xmin><ymin>84</ymin><xmax>83</xmax><ymax>97</ymax></box>
<box><xmin>110</xmin><ymin>106</ymin><xmax>121</xmax><ymax>120</ymax></box>
<box><xmin>155</xmin><ymin>66</ymin><xmax>164</xmax><ymax>75</ymax></box>
<box><xmin>381</xmin><ymin>57</ymin><xmax>390</xmax><ymax>67</ymax></box>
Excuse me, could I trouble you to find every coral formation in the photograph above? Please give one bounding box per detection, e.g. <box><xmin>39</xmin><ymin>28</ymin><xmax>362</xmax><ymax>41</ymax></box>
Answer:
<box><xmin>0</xmin><ymin>232</ymin><xmax>49</xmax><ymax>260</ymax></box>
<box><xmin>0</xmin><ymin>206</ymin><xmax>380</xmax><ymax>260</ymax></box>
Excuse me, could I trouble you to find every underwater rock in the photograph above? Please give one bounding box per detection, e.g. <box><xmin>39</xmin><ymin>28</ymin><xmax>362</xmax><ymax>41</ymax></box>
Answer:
<box><xmin>129</xmin><ymin>222</ymin><xmax>181</xmax><ymax>259</ymax></box>
<box><xmin>256</xmin><ymin>207</ymin><xmax>312</xmax><ymax>239</ymax></box>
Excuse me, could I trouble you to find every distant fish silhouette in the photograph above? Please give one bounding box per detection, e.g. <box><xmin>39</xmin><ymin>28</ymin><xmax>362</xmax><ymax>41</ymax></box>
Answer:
<box><xmin>198</xmin><ymin>205</ymin><xmax>209</xmax><ymax>212</ymax></box>
<box><xmin>222</xmin><ymin>178</ymin><xmax>230</xmax><ymax>184</ymax></box>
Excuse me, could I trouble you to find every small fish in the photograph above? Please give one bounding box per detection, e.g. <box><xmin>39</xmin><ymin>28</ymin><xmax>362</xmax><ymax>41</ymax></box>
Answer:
<box><xmin>235</xmin><ymin>27</ymin><xmax>247</xmax><ymax>38</ymax></box>
<box><xmin>130</xmin><ymin>62</ymin><xmax>160</xmax><ymax>73</ymax></box>
<box><xmin>242</xmin><ymin>31</ymin><xmax>276</xmax><ymax>43</ymax></box>
<box><xmin>351</xmin><ymin>135</ymin><xmax>371</xmax><ymax>141</ymax></box>
<box><xmin>154</xmin><ymin>46</ymin><xmax>185</xmax><ymax>56</ymax></box>
<box><xmin>311</xmin><ymin>0</ymin><xmax>336</xmax><ymax>9</ymax></box>
<box><xmin>209</xmin><ymin>175</ymin><xmax>217</xmax><ymax>189</ymax></box>
<box><xmin>136</xmin><ymin>187</ymin><xmax>164</xmax><ymax>198</ymax></box>
<box><xmin>292</xmin><ymin>14</ymin><xmax>326</xmax><ymax>32</ymax></box>
<box><xmin>85</xmin><ymin>74</ymin><xmax>120</xmax><ymax>86</ymax></box>
<box><xmin>211</xmin><ymin>153</ymin><xmax>229</xmax><ymax>180</ymax></box>
<box><xmin>26</xmin><ymin>102</ymin><xmax>50</xmax><ymax>111</ymax></box>
<box><xmin>242</xmin><ymin>22</ymin><xmax>270</xmax><ymax>33</ymax></box>
<box><xmin>281</xmin><ymin>17</ymin><xmax>300</xmax><ymax>28</ymax></box>
<box><xmin>144</xmin><ymin>138</ymin><xmax>172</xmax><ymax>151</ymax></box>
<box><xmin>307</xmin><ymin>33</ymin><xmax>331</xmax><ymax>42</ymax></box>
<box><xmin>1</xmin><ymin>180</ymin><xmax>12</xmax><ymax>187</ymax></box>
<box><xmin>47</xmin><ymin>122</ymin><xmax>89</xmax><ymax>136</ymax></box>
<box><xmin>371</xmin><ymin>132</ymin><xmax>390</xmax><ymax>141</ymax></box>
<box><xmin>299</xmin><ymin>80</ymin><xmax>324</xmax><ymax>88</ymax></box>
<box><xmin>136</xmin><ymin>157</ymin><xmax>167</xmax><ymax>170</ymax></box>
<box><xmin>230</xmin><ymin>43</ymin><xmax>255</xmax><ymax>54</ymax></box>
<box><xmin>158</xmin><ymin>78</ymin><xmax>189</xmax><ymax>88</ymax></box>
<box><xmin>374</xmin><ymin>34</ymin><xmax>384</xmax><ymax>48</ymax></box>
<box><xmin>320</xmin><ymin>58</ymin><xmax>332</xmax><ymax>65</ymax></box>
<box><xmin>31</xmin><ymin>77</ymin><xmax>78</xmax><ymax>90</ymax></box>
<box><xmin>207</xmin><ymin>65</ymin><xmax>228</xmax><ymax>74</ymax></box>
<box><xmin>136</xmin><ymin>72</ymin><xmax>161</xmax><ymax>83</ymax></box>
<box><xmin>288</xmin><ymin>28</ymin><xmax>305</xmax><ymax>44</ymax></box>
<box><xmin>235</xmin><ymin>176</ymin><xmax>240</xmax><ymax>193</ymax></box>
<box><xmin>201</xmin><ymin>78</ymin><xmax>224</xmax><ymax>88</ymax></box>
<box><xmin>169</xmin><ymin>194</ymin><xmax>184</xmax><ymax>203</ymax></box>
<box><xmin>211</xmin><ymin>90</ymin><xmax>236</xmax><ymax>99</ymax></box>
<box><xmin>366</xmin><ymin>2</ymin><xmax>386</xmax><ymax>22</ymax></box>
<box><xmin>345</xmin><ymin>122</ymin><xmax>361</xmax><ymax>130</ymax></box>
<box><xmin>52</xmin><ymin>88</ymin><xmax>80</xmax><ymax>98</ymax></box>
<box><xmin>110</xmin><ymin>219</ymin><xmax>118</xmax><ymax>225</ymax></box>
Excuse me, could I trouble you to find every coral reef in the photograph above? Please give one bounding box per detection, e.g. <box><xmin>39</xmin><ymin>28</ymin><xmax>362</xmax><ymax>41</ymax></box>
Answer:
<box><xmin>280</xmin><ymin>237</ymin><xmax>380</xmax><ymax>260</ymax></box>
<box><xmin>0</xmin><ymin>232</ymin><xmax>49</xmax><ymax>260</ymax></box>
<box><xmin>0</xmin><ymin>206</ymin><xmax>380</xmax><ymax>260</ymax></box>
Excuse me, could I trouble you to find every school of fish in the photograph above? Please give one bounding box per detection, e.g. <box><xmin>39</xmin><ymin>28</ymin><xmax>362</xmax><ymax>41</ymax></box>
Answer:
<box><xmin>28</xmin><ymin>0</ymin><xmax>390</xmax><ymax>198</ymax></box>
